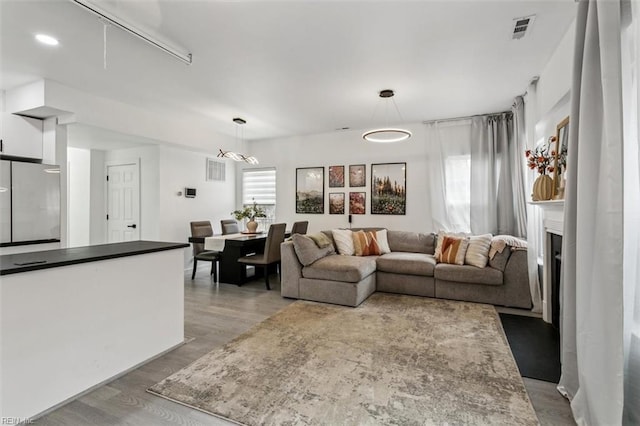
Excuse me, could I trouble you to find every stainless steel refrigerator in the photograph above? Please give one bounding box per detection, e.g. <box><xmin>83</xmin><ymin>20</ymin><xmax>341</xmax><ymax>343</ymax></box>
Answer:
<box><xmin>0</xmin><ymin>160</ymin><xmax>61</xmax><ymax>244</ymax></box>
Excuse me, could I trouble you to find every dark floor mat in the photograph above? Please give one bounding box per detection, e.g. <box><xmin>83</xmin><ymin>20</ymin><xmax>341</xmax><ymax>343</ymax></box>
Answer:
<box><xmin>499</xmin><ymin>313</ymin><xmax>561</xmax><ymax>383</ymax></box>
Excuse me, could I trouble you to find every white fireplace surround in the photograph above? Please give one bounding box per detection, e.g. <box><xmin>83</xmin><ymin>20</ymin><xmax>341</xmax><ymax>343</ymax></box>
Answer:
<box><xmin>530</xmin><ymin>200</ymin><xmax>564</xmax><ymax>323</ymax></box>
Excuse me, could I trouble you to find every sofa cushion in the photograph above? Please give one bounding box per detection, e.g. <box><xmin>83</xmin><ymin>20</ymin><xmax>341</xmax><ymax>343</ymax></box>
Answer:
<box><xmin>302</xmin><ymin>254</ymin><xmax>377</xmax><ymax>283</ymax></box>
<box><xmin>332</xmin><ymin>229</ymin><xmax>355</xmax><ymax>255</ymax></box>
<box><xmin>434</xmin><ymin>263</ymin><xmax>503</xmax><ymax>285</ymax></box>
<box><xmin>292</xmin><ymin>234</ymin><xmax>335</xmax><ymax>266</ymax></box>
<box><xmin>376</xmin><ymin>252</ymin><xmax>436</xmax><ymax>277</ymax></box>
<box><xmin>387</xmin><ymin>231</ymin><xmax>435</xmax><ymax>254</ymax></box>
<box><xmin>488</xmin><ymin>248</ymin><xmax>512</xmax><ymax>272</ymax></box>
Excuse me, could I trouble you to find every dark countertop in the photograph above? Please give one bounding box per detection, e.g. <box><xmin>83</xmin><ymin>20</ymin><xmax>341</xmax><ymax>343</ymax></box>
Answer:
<box><xmin>0</xmin><ymin>240</ymin><xmax>189</xmax><ymax>276</ymax></box>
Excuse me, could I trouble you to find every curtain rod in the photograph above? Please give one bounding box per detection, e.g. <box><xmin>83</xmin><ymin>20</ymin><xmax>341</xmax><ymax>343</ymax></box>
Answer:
<box><xmin>422</xmin><ymin>110</ymin><xmax>512</xmax><ymax>125</ymax></box>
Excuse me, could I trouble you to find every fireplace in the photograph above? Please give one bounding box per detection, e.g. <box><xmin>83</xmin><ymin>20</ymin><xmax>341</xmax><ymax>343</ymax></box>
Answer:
<box><xmin>550</xmin><ymin>233</ymin><xmax>562</xmax><ymax>329</ymax></box>
<box><xmin>530</xmin><ymin>200</ymin><xmax>564</xmax><ymax>325</ymax></box>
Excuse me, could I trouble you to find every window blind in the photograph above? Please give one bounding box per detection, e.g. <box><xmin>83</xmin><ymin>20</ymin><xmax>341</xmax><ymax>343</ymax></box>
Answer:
<box><xmin>242</xmin><ymin>168</ymin><xmax>276</xmax><ymax>205</ymax></box>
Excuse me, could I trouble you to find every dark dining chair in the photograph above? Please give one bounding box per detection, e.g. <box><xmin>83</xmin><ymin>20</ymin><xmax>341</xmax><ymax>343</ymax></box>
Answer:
<box><xmin>238</xmin><ymin>223</ymin><xmax>286</xmax><ymax>290</ymax></box>
<box><xmin>221</xmin><ymin>219</ymin><xmax>240</xmax><ymax>235</ymax></box>
<box><xmin>290</xmin><ymin>221</ymin><xmax>309</xmax><ymax>235</ymax></box>
<box><xmin>190</xmin><ymin>221</ymin><xmax>221</xmax><ymax>281</ymax></box>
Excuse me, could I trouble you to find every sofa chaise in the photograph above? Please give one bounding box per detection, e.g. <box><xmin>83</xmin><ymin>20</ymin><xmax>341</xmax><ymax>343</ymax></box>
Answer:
<box><xmin>281</xmin><ymin>229</ymin><xmax>532</xmax><ymax>309</ymax></box>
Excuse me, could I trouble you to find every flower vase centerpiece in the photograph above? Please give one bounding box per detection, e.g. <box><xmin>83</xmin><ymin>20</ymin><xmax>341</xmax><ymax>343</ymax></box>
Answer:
<box><xmin>526</xmin><ymin>136</ymin><xmax>556</xmax><ymax>201</ymax></box>
<box><xmin>231</xmin><ymin>201</ymin><xmax>266</xmax><ymax>233</ymax></box>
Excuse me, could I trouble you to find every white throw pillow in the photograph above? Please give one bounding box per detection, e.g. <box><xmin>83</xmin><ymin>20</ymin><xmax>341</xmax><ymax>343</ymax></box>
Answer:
<box><xmin>376</xmin><ymin>229</ymin><xmax>391</xmax><ymax>254</ymax></box>
<box><xmin>464</xmin><ymin>234</ymin><xmax>493</xmax><ymax>268</ymax></box>
<box><xmin>332</xmin><ymin>229</ymin><xmax>354</xmax><ymax>255</ymax></box>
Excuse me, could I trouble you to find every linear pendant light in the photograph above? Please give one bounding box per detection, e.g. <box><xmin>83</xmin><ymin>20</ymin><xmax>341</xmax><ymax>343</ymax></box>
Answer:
<box><xmin>363</xmin><ymin>89</ymin><xmax>412</xmax><ymax>143</ymax></box>
<box><xmin>70</xmin><ymin>0</ymin><xmax>192</xmax><ymax>65</ymax></box>
<box><xmin>218</xmin><ymin>118</ymin><xmax>259</xmax><ymax>165</ymax></box>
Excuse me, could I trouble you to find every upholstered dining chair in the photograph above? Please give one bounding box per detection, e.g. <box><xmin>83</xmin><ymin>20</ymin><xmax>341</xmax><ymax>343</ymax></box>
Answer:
<box><xmin>290</xmin><ymin>221</ymin><xmax>309</xmax><ymax>235</ymax></box>
<box><xmin>237</xmin><ymin>222</ymin><xmax>286</xmax><ymax>290</ymax></box>
<box><xmin>190</xmin><ymin>221</ymin><xmax>221</xmax><ymax>281</ymax></box>
<box><xmin>221</xmin><ymin>219</ymin><xmax>240</xmax><ymax>235</ymax></box>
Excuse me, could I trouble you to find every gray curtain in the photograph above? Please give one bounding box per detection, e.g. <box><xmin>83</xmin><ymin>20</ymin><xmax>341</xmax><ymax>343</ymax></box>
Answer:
<box><xmin>469</xmin><ymin>113</ymin><xmax>526</xmax><ymax>237</ymax></box>
<box><xmin>558</xmin><ymin>1</ymin><xmax>625</xmax><ymax>424</ymax></box>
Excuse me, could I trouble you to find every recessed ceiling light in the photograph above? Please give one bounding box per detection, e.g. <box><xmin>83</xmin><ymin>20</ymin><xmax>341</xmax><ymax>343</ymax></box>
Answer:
<box><xmin>35</xmin><ymin>34</ymin><xmax>59</xmax><ymax>46</ymax></box>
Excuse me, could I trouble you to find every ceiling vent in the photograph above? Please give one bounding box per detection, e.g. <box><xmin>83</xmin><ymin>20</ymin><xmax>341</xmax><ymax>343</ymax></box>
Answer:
<box><xmin>206</xmin><ymin>158</ymin><xmax>226</xmax><ymax>181</ymax></box>
<box><xmin>512</xmin><ymin>15</ymin><xmax>536</xmax><ymax>39</ymax></box>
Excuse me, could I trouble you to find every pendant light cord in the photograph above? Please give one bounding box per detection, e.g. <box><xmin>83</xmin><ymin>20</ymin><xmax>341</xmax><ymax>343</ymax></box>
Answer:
<box><xmin>103</xmin><ymin>21</ymin><xmax>108</xmax><ymax>69</ymax></box>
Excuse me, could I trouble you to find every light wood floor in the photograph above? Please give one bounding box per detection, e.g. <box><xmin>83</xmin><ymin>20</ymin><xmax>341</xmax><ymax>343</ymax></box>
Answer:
<box><xmin>35</xmin><ymin>271</ymin><xmax>575</xmax><ymax>425</ymax></box>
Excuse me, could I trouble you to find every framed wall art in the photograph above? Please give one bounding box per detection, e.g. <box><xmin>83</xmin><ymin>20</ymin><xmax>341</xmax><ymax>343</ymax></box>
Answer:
<box><xmin>371</xmin><ymin>162</ymin><xmax>406</xmax><ymax>215</ymax></box>
<box><xmin>296</xmin><ymin>167</ymin><xmax>324</xmax><ymax>214</ymax></box>
<box><xmin>349</xmin><ymin>164</ymin><xmax>366</xmax><ymax>187</ymax></box>
<box><xmin>329</xmin><ymin>193</ymin><xmax>345</xmax><ymax>214</ymax></box>
<box><xmin>349</xmin><ymin>192</ymin><xmax>366</xmax><ymax>215</ymax></box>
<box><xmin>328</xmin><ymin>165</ymin><xmax>345</xmax><ymax>188</ymax></box>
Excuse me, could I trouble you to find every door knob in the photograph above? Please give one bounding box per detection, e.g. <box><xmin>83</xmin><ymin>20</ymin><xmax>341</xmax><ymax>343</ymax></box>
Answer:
<box><xmin>127</xmin><ymin>224</ymin><xmax>137</xmax><ymax>229</ymax></box>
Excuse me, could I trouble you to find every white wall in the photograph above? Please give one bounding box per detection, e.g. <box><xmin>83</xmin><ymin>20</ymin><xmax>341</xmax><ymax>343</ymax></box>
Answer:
<box><xmin>90</xmin><ymin>150</ymin><xmax>106</xmax><ymax>245</ymax></box>
<box><xmin>247</xmin><ymin>122</ymin><xmax>430</xmax><ymax>233</ymax></box>
<box><xmin>533</xmin><ymin>21</ymin><xmax>575</xmax><ymax>145</ymax></box>
<box><xmin>158</xmin><ymin>146</ymin><xmax>236</xmax><ymax>266</ymax></box>
<box><xmin>67</xmin><ymin>147</ymin><xmax>91</xmax><ymax>247</ymax></box>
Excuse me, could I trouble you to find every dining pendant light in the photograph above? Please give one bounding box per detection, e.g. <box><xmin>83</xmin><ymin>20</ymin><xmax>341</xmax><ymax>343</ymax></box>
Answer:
<box><xmin>362</xmin><ymin>89</ymin><xmax>412</xmax><ymax>143</ymax></box>
<box><xmin>217</xmin><ymin>118</ymin><xmax>259</xmax><ymax>164</ymax></box>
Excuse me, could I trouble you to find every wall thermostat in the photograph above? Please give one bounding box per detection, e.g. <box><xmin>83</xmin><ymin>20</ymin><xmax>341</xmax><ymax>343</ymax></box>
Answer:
<box><xmin>184</xmin><ymin>187</ymin><xmax>196</xmax><ymax>198</ymax></box>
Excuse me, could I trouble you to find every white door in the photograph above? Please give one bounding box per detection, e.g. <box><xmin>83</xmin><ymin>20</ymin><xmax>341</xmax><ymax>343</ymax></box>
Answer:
<box><xmin>107</xmin><ymin>163</ymin><xmax>140</xmax><ymax>242</ymax></box>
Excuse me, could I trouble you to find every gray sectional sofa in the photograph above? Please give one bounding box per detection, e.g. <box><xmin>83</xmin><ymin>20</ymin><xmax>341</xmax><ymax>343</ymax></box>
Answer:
<box><xmin>281</xmin><ymin>229</ymin><xmax>532</xmax><ymax>309</ymax></box>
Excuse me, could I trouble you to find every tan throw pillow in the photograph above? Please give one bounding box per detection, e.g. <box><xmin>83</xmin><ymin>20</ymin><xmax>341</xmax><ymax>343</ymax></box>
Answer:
<box><xmin>376</xmin><ymin>229</ymin><xmax>391</xmax><ymax>254</ymax></box>
<box><xmin>437</xmin><ymin>236</ymin><xmax>469</xmax><ymax>265</ymax></box>
<box><xmin>308</xmin><ymin>232</ymin><xmax>333</xmax><ymax>248</ymax></box>
<box><xmin>332</xmin><ymin>229</ymin><xmax>354</xmax><ymax>255</ymax></box>
<box><xmin>352</xmin><ymin>230</ymin><xmax>382</xmax><ymax>256</ymax></box>
<box><xmin>465</xmin><ymin>234</ymin><xmax>492</xmax><ymax>268</ymax></box>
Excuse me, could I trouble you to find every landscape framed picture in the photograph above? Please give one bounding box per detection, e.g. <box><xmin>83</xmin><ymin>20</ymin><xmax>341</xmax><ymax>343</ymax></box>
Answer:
<box><xmin>349</xmin><ymin>192</ymin><xmax>366</xmax><ymax>215</ymax></box>
<box><xmin>328</xmin><ymin>165</ymin><xmax>345</xmax><ymax>188</ymax></box>
<box><xmin>296</xmin><ymin>167</ymin><xmax>324</xmax><ymax>214</ymax></box>
<box><xmin>329</xmin><ymin>193</ymin><xmax>345</xmax><ymax>214</ymax></box>
<box><xmin>349</xmin><ymin>164</ymin><xmax>366</xmax><ymax>187</ymax></box>
<box><xmin>371</xmin><ymin>162</ymin><xmax>406</xmax><ymax>215</ymax></box>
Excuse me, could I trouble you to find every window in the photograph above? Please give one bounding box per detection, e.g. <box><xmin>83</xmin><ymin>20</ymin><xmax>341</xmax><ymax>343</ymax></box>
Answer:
<box><xmin>444</xmin><ymin>154</ymin><xmax>471</xmax><ymax>232</ymax></box>
<box><xmin>242</xmin><ymin>168</ymin><xmax>276</xmax><ymax>225</ymax></box>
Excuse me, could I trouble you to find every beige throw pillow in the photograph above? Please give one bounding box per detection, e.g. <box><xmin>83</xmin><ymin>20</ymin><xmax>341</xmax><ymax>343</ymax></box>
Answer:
<box><xmin>464</xmin><ymin>234</ymin><xmax>492</xmax><ymax>268</ymax></box>
<box><xmin>332</xmin><ymin>229</ymin><xmax>354</xmax><ymax>255</ymax></box>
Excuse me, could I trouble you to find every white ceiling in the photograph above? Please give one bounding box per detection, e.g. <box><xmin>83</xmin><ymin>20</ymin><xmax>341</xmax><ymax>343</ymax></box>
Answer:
<box><xmin>1</xmin><ymin>0</ymin><xmax>577</xmax><ymax>142</ymax></box>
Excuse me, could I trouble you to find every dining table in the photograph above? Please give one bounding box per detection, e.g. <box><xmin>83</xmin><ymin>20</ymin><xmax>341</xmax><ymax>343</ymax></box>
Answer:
<box><xmin>202</xmin><ymin>232</ymin><xmax>274</xmax><ymax>285</ymax></box>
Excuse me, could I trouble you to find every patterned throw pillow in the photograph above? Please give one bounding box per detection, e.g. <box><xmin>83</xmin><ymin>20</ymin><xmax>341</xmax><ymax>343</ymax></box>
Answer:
<box><xmin>332</xmin><ymin>229</ymin><xmax>354</xmax><ymax>255</ymax></box>
<box><xmin>352</xmin><ymin>230</ymin><xmax>382</xmax><ymax>256</ymax></box>
<box><xmin>437</xmin><ymin>236</ymin><xmax>470</xmax><ymax>265</ymax></box>
<box><xmin>435</xmin><ymin>230</ymin><xmax>468</xmax><ymax>259</ymax></box>
<box><xmin>464</xmin><ymin>234</ymin><xmax>493</xmax><ymax>268</ymax></box>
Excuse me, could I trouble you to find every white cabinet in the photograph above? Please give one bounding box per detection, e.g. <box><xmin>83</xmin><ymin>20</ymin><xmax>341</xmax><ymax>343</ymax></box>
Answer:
<box><xmin>0</xmin><ymin>113</ymin><xmax>43</xmax><ymax>159</ymax></box>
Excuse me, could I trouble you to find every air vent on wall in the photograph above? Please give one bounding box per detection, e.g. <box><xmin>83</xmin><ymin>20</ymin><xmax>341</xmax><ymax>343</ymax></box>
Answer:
<box><xmin>512</xmin><ymin>15</ymin><xmax>536</xmax><ymax>40</ymax></box>
<box><xmin>206</xmin><ymin>158</ymin><xmax>225</xmax><ymax>181</ymax></box>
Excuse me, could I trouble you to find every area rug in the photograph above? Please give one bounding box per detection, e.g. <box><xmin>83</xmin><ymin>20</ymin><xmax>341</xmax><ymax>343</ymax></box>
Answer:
<box><xmin>148</xmin><ymin>293</ymin><xmax>538</xmax><ymax>425</ymax></box>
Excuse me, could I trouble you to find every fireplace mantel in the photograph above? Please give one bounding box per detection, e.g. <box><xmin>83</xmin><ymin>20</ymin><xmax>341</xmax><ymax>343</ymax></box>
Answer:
<box><xmin>530</xmin><ymin>199</ymin><xmax>564</xmax><ymax>324</ymax></box>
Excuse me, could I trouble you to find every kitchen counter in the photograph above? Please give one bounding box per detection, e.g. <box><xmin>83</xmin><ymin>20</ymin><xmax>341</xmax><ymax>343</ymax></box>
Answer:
<box><xmin>0</xmin><ymin>240</ymin><xmax>189</xmax><ymax>275</ymax></box>
<box><xmin>1</xmin><ymin>240</ymin><xmax>187</xmax><ymax>420</ymax></box>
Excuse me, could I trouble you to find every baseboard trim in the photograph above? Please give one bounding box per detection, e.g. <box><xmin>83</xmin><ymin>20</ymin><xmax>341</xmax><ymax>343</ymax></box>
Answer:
<box><xmin>27</xmin><ymin>338</ymin><xmax>189</xmax><ymax>423</ymax></box>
